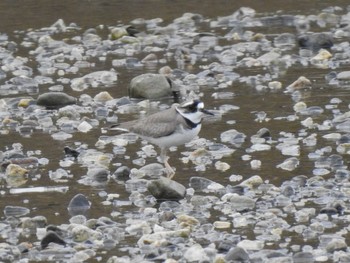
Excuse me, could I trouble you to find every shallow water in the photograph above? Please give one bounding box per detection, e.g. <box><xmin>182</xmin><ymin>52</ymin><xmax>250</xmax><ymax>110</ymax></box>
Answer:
<box><xmin>1</xmin><ymin>0</ymin><xmax>350</xmax><ymax>261</ymax></box>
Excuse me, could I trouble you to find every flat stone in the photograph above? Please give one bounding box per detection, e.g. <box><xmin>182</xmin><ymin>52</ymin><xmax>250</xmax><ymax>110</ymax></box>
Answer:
<box><xmin>237</xmin><ymin>239</ymin><xmax>264</xmax><ymax>250</ymax></box>
<box><xmin>222</xmin><ymin>194</ymin><xmax>256</xmax><ymax>211</ymax></box>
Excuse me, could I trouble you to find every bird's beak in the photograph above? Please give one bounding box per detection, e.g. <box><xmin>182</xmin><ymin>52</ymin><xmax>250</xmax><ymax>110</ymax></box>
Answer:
<box><xmin>201</xmin><ymin>109</ymin><xmax>214</xmax><ymax>115</ymax></box>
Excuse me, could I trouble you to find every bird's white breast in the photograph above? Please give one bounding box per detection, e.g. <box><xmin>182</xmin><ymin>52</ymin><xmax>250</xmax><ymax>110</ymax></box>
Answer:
<box><xmin>142</xmin><ymin>123</ymin><xmax>202</xmax><ymax>148</ymax></box>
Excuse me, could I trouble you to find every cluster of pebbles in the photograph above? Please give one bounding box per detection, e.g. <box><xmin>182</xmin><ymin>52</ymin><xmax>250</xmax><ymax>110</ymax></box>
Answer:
<box><xmin>2</xmin><ymin>4</ymin><xmax>350</xmax><ymax>263</ymax></box>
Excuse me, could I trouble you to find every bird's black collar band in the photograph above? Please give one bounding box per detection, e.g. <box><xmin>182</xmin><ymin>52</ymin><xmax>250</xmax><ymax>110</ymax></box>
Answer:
<box><xmin>184</xmin><ymin>117</ymin><xmax>200</xmax><ymax>129</ymax></box>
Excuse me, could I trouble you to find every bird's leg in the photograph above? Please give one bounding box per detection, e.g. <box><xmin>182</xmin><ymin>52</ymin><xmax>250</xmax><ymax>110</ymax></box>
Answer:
<box><xmin>160</xmin><ymin>148</ymin><xmax>175</xmax><ymax>178</ymax></box>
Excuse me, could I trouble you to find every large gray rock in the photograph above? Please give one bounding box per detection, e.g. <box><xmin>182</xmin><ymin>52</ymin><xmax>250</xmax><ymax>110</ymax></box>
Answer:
<box><xmin>128</xmin><ymin>73</ymin><xmax>173</xmax><ymax>99</ymax></box>
<box><xmin>147</xmin><ymin>176</ymin><xmax>186</xmax><ymax>200</ymax></box>
<box><xmin>37</xmin><ymin>92</ymin><xmax>76</xmax><ymax>109</ymax></box>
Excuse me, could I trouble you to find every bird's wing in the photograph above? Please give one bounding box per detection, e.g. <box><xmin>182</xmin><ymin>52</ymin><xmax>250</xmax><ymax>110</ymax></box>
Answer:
<box><xmin>128</xmin><ymin>108</ymin><xmax>179</xmax><ymax>138</ymax></box>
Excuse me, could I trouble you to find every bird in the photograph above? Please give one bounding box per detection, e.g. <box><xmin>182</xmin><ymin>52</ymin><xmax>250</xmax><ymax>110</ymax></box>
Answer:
<box><xmin>111</xmin><ymin>99</ymin><xmax>213</xmax><ymax>178</ymax></box>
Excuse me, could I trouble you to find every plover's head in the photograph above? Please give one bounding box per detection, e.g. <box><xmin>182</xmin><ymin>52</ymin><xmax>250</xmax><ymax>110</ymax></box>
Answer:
<box><xmin>176</xmin><ymin>100</ymin><xmax>213</xmax><ymax>123</ymax></box>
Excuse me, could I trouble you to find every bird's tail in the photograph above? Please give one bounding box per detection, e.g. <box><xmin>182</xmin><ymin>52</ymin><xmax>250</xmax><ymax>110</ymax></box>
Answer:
<box><xmin>109</xmin><ymin>124</ymin><xmax>129</xmax><ymax>132</ymax></box>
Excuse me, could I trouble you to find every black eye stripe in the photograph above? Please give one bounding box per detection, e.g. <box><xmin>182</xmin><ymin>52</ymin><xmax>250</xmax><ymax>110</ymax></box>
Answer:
<box><xmin>182</xmin><ymin>100</ymin><xmax>200</xmax><ymax>112</ymax></box>
<box><xmin>187</xmin><ymin>104</ymin><xmax>197</xmax><ymax>112</ymax></box>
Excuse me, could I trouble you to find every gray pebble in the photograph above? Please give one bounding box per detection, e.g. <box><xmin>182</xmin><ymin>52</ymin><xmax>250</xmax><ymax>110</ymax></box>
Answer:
<box><xmin>148</xmin><ymin>176</ymin><xmax>186</xmax><ymax>200</ymax></box>
<box><xmin>37</xmin><ymin>92</ymin><xmax>76</xmax><ymax>109</ymax></box>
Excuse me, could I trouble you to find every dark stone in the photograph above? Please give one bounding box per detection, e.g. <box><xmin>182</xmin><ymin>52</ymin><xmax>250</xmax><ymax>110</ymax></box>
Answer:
<box><xmin>126</xmin><ymin>25</ymin><xmax>139</xmax><ymax>37</ymax></box>
<box><xmin>256</xmin><ymin>128</ymin><xmax>271</xmax><ymax>139</ymax></box>
<box><xmin>112</xmin><ymin>166</ymin><xmax>130</xmax><ymax>181</ymax></box>
<box><xmin>64</xmin><ymin>146</ymin><xmax>79</xmax><ymax>158</ymax></box>
<box><xmin>320</xmin><ymin>207</ymin><xmax>338</xmax><ymax>216</ymax></box>
<box><xmin>338</xmin><ymin>134</ymin><xmax>350</xmax><ymax>144</ymax></box>
<box><xmin>88</xmin><ymin>168</ymin><xmax>109</xmax><ymax>183</ymax></box>
<box><xmin>37</xmin><ymin>92</ymin><xmax>76</xmax><ymax>109</ymax></box>
<box><xmin>298</xmin><ymin>33</ymin><xmax>333</xmax><ymax>51</ymax></box>
<box><xmin>41</xmin><ymin>231</ymin><xmax>66</xmax><ymax>249</ymax></box>
<box><xmin>333</xmin><ymin>202</ymin><xmax>345</xmax><ymax>215</ymax></box>
<box><xmin>46</xmin><ymin>225</ymin><xmax>65</xmax><ymax>237</ymax></box>
<box><xmin>217</xmin><ymin>240</ymin><xmax>235</xmax><ymax>253</ymax></box>
<box><xmin>320</xmin><ymin>202</ymin><xmax>345</xmax><ymax>216</ymax></box>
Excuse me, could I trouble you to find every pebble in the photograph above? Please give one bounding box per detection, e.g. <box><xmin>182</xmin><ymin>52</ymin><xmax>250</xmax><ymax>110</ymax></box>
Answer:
<box><xmin>337</xmin><ymin>71</ymin><xmax>350</xmax><ymax>80</ymax></box>
<box><xmin>189</xmin><ymin>176</ymin><xmax>225</xmax><ymax>192</ymax></box>
<box><xmin>4</xmin><ymin>206</ymin><xmax>30</xmax><ymax>217</ymax></box>
<box><xmin>71</xmin><ymin>71</ymin><xmax>117</xmax><ymax>91</ymax></box>
<box><xmin>215</xmin><ymin>161</ymin><xmax>230</xmax><ymax>171</ymax></box>
<box><xmin>240</xmin><ymin>175</ymin><xmax>263</xmax><ymax>189</ymax></box>
<box><xmin>109</xmin><ymin>27</ymin><xmax>128</xmax><ymax>40</ymax></box>
<box><xmin>213</xmin><ymin>221</ymin><xmax>231</xmax><ymax>229</ymax></box>
<box><xmin>5</xmin><ymin>164</ymin><xmax>28</xmax><ymax>187</ymax></box>
<box><xmin>222</xmin><ymin>194</ymin><xmax>256</xmax><ymax>211</ymax></box>
<box><xmin>112</xmin><ymin>166</ymin><xmax>130</xmax><ymax>181</ymax></box>
<box><xmin>147</xmin><ymin>176</ymin><xmax>186</xmax><ymax>200</ymax></box>
<box><xmin>225</xmin><ymin>247</ymin><xmax>249</xmax><ymax>262</ymax></box>
<box><xmin>298</xmin><ymin>33</ymin><xmax>333</xmax><ymax>51</ymax></box>
<box><xmin>184</xmin><ymin>244</ymin><xmax>208</xmax><ymax>262</ymax></box>
<box><xmin>129</xmin><ymin>73</ymin><xmax>173</xmax><ymax>99</ymax></box>
<box><xmin>93</xmin><ymin>91</ymin><xmax>113</xmax><ymax>102</ymax></box>
<box><xmin>67</xmin><ymin>194</ymin><xmax>91</xmax><ymax>216</ymax></box>
<box><xmin>237</xmin><ymin>239</ymin><xmax>264</xmax><ymax>250</ymax></box>
<box><xmin>37</xmin><ymin>92</ymin><xmax>76</xmax><ymax>108</ymax></box>
<box><xmin>77</xmin><ymin>121</ymin><xmax>93</xmax><ymax>133</ymax></box>
<box><xmin>286</xmin><ymin>76</ymin><xmax>312</xmax><ymax>92</ymax></box>
<box><xmin>41</xmin><ymin>231</ymin><xmax>66</xmax><ymax>249</ymax></box>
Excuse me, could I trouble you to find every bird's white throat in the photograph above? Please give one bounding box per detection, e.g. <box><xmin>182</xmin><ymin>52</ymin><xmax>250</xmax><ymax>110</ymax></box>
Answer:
<box><xmin>176</xmin><ymin>102</ymin><xmax>205</xmax><ymax>124</ymax></box>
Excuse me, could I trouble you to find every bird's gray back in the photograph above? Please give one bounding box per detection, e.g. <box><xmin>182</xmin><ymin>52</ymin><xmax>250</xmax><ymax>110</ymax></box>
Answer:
<box><xmin>120</xmin><ymin>106</ymin><xmax>183</xmax><ymax>138</ymax></box>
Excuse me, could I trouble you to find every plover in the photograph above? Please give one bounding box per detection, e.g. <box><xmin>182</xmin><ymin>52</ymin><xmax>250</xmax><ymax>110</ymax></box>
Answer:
<box><xmin>112</xmin><ymin>100</ymin><xmax>213</xmax><ymax>178</ymax></box>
